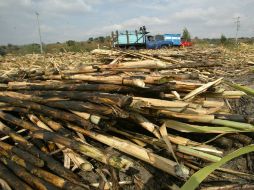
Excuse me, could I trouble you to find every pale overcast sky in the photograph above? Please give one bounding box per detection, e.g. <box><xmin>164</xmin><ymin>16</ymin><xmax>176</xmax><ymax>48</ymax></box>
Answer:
<box><xmin>0</xmin><ymin>0</ymin><xmax>253</xmax><ymax>45</ymax></box>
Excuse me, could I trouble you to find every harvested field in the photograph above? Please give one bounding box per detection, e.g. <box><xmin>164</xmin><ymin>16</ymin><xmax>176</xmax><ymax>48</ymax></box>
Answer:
<box><xmin>0</xmin><ymin>45</ymin><xmax>254</xmax><ymax>190</ymax></box>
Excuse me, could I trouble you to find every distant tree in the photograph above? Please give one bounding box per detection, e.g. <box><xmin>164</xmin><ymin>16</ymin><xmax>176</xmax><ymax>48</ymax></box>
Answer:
<box><xmin>98</xmin><ymin>36</ymin><xmax>105</xmax><ymax>43</ymax></box>
<box><xmin>66</xmin><ymin>40</ymin><xmax>76</xmax><ymax>46</ymax></box>
<box><xmin>87</xmin><ymin>37</ymin><xmax>94</xmax><ymax>44</ymax></box>
<box><xmin>193</xmin><ymin>36</ymin><xmax>200</xmax><ymax>43</ymax></box>
<box><xmin>7</xmin><ymin>43</ymin><xmax>19</xmax><ymax>51</ymax></box>
<box><xmin>182</xmin><ymin>28</ymin><xmax>191</xmax><ymax>42</ymax></box>
<box><xmin>0</xmin><ymin>46</ymin><xmax>6</xmax><ymax>56</ymax></box>
<box><xmin>105</xmin><ymin>36</ymin><xmax>111</xmax><ymax>41</ymax></box>
<box><xmin>7</xmin><ymin>44</ymin><xmax>13</xmax><ymax>48</ymax></box>
<box><xmin>220</xmin><ymin>34</ymin><xmax>227</xmax><ymax>44</ymax></box>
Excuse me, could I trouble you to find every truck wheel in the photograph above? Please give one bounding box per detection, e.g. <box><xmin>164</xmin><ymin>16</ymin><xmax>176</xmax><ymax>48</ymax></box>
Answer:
<box><xmin>161</xmin><ymin>45</ymin><xmax>168</xmax><ymax>49</ymax></box>
<box><xmin>128</xmin><ymin>46</ymin><xmax>136</xmax><ymax>50</ymax></box>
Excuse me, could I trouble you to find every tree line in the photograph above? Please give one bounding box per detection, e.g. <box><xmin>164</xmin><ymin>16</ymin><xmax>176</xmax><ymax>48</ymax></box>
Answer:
<box><xmin>0</xmin><ymin>28</ymin><xmax>253</xmax><ymax>56</ymax></box>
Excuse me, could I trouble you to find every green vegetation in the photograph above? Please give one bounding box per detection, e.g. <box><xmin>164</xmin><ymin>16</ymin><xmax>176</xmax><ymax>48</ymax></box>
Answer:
<box><xmin>225</xmin><ymin>81</ymin><xmax>254</xmax><ymax>97</ymax></box>
<box><xmin>182</xmin><ymin>27</ymin><xmax>191</xmax><ymax>42</ymax></box>
<box><xmin>181</xmin><ymin>145</ymin><xmax>254</xmax><ymax>190</ymax></box>
<box><xmin>0</xmin><ymin>34</ymin><xmax>253</xmax><ymax>56</ymax></box>
<box><xmin>193</xmin><ymin>36</ymin><xmax>254</xmax><ymax>49</ymax></box>
<box><xmin>220</xmin><ymin>34</ymin><xmax>227</xmax><ymax>44</ymax></box>
<box><xmin>0</xmin><ymin>36</ymin><xmax>111</xmax><ymax>55</ymax></box>
<box><xmin>0</xmin><ymin>47</ymin><xmax>7</xmax><ymax>56</ymax></box>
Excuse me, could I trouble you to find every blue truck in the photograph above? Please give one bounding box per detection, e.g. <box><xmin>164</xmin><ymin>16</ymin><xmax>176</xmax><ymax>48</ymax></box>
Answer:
<box><xmin>111</xmin><ymin>26</ymin><xmax>181</xmax><ymax>49</ymax></box>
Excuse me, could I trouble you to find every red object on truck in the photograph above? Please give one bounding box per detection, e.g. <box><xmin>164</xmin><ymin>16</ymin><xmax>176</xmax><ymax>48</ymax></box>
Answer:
<box><xmin>181</xmin><ymin>41</ymin><xmax>192</xmax><ymax>47</ymax></box>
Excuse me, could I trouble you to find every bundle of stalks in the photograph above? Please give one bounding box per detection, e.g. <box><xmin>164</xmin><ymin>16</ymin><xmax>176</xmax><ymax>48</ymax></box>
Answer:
<box><xmin>0</xmin><ymin>47</ymin><xmax>253</xmax><ymax>190</ymax></box>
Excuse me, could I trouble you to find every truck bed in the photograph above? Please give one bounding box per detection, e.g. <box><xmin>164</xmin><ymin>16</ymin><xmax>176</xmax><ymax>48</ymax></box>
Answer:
<box><xmin>113</xmin><ymin>31</ymin><xmax>146</xmax><ymax>47</ymax></box>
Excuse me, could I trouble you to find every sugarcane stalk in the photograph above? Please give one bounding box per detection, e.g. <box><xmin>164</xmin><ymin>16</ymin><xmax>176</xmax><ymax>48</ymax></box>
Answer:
<box><xmin>41</xmin><ymin>74</ymin><xmax>146</xmax><ymax>88</ymax></box>
<box><xmin>39</xmin><ymin>116</ymin><xmax>74</xmax><ymax>135</ymax></box>
<box><xmin>0</xmin><ymin>162</ymin><xmax>33</xmax><ymax>190</ymax></box>
<box><xmin>61</xmin><ymin>65</ymin><xmax>96</xmax><ymax>74</ymax></box>
<box><xmin>143</xmin><ymin>75</ymin><xmax>185</xmax><ymax>85</ymax></box>
<box><xmin>210</xmin><ymin>119</ymin><xmax>254</xmax><ymax>130</ymax></box>
<box><xmin>64</xmin><ymin>123</ymin><xmax>189</xmax><ymax>178</ymax></box>
<box><xmin>201</xmin><ymin>90</ymin><xmax>246</xmax><ymax>99</ymax></box>
<box><xmin>0</xmin><ymin>178</ymin><xmax>12</xmax><ymax>190</ymax></box>
<box><xmin>131</xmin><ymin>97</ymin><xmax>189</xmax><ymax>111</ymax></box>
<box><xmin>163</xmin><ymin>120</ymin><xmax>254</xmax><ymax>133</ymax></box>
<box><xmin>159</xmin><ymin>111</ymin><xmax>254</xmax><ymax>130</ymax></box>
<box><xmin>195</xmin><ymin>100</ymin><xmax>224</xmax><ymax>108</ymax></box>
<box><xmin>39</xmin><ymin>116</ymin><xmax>97</xmax><ymax>171</ymax></box>
<box><xmin>0</xmin><ymin>83</ymin><xmax>8</xmax><ymax>90</ymax></box>
<box><xmin>28</xmin><ymin>114</ymin><xmax>93</xmax><ymax>172</ymax></box>
<box><xmin>32</xmin><ymin>130</ymin><xmax>133</xmax><ymax>172</ymax></box>
<box><xmin>224</xmin><ymin>81</ymin><xmax>254</xmax><ymax>97</ymax></box>
<box><xmin>5</xmin><ymin>81</ymin><xmax>201</xmax><ymax>94</ymax></box>
<box><xmin>129</xmin><ymin>138</ymin><xmax>147</xmax><ymax>147</ymax></box>
<box><xmin>0</xmin><ymin>106</ymin><xmax>70</xmax><ymax>135</ymax></box>
<box><xmin>0</xmin><ymin>120</ymin><xmax>82</xmax><ymax>184</ymax></box>
<box><xmin>0</xmin><ymin>96</ymin><xmax>95</xmax><ymax>129</ymax></box>
<box><xmin>158</xmin><ymin>110</ymin><xmax>215</xmax><ymax>123</ymax></box>
<box><xmin>0</xmin><ymin>155</ymin><xmax>60</xmax><ymax>190</ymax></box>
<box><xmin>100</xmin><ymin>59</ymin><xmax>169</xmax><ymax>69</ymax></box>
<box><xmin>0</xmin><ymin>91</ymin><xmax>59</xmax><ymax>103</ymax></box>
<box><xmin>31</xmin><ymin>138</ymin><xmax>50</xmax><ymax>153</ymax></box>
<box><xmin>110</xmin><ymin>127</ymin><xmax>190</xmax><ymax>147</ymax></box>
<box><xmin>102</xmin><ymin>67</ymin><xmax>151</xmax><ymax>72</ymax></box>
<box><xmin>160</xmin><ymin>92</ymin><xmax>176</xmax><ymax>99</ymax></box>
<box><xmin>0</xmin><ymin>148</ymin><xmax>88</xmax><ymax>190</ymax></box>
<box><xmin>0</xmin><ymin>106</ymin><xmax>28</xmax><ymax>113</ymax></box>
<box><xmin>0</xmin><ymin>107</ymin><xmax>84</xmax><ymax>134</ymax></box>
<box><xmin>138</xmin><ymin>81</ymin><xmax>204</xmax><ymax>94</ymax></box>
<box><xmin>70</xmin><ymin>111</ymin><xmax>102</xmax><ymax>125</ymax></box>
<box><xmin>0</xmin><ymin>110</ymin><xmax>38</xmax><ymax>131</ymax></box>
<box><xmin>108</xmin><ymin>127</ymin><xmax>222</xmax><ymax>156</ymax></box>
<box><xmin>176</xmin><ymin>152</ymin><xmax>196</xmax><ymax>160</ymax></box>
<box><xmin>0</xmin><ymin>128</ymin><xmax>27</xmax><ymax>141</ymax></box>
<box><xmin>169</xmin><ymin>81</ymin><xmax>203</xmax><ymax>92</ymax></box>
<box><xmin>21</xmin><ymin>90</ymin><xmax>132</xmax><ymax>108</ymax></box>
<box><xmin>45</xmin><ymin>100</ymin><xmax>128</xmax><ymax>118</ymax></box>
<box><xmin>0</xmin><ymin>102</ymin><xmax>9</xmax><ymax>108</ymax></box>
<box><xmin>47</xmin><ymin>101</ymin><xmax>108</xmax><ymax>116</ymax></box>
<box><xmin>108</xmin><ymin>126</ymin><xmax>165</xmax><ymax>147</ymax></box>
<box><xmin>177</xmin><ymin>145</ymin><xmax>221</xmax><ymax>162</ymax></box>
<box><xmin>129</xmin><ymin>112</ymin><xmax>161</xmax><ymax>139</ymax></box>
<box><xmin>7</xmin><ymin>82</ymin><xmax>135</xmax><ymax>93</ymax></box>
<box><xmin>0</xmin><ymin>141</ymin><xmax>44</xmax><ymax>167</ymax></box>
<box><xmin>0</xmin><ymin>91</ymin><xmax>123</xmax><ymax>117</ymax></box>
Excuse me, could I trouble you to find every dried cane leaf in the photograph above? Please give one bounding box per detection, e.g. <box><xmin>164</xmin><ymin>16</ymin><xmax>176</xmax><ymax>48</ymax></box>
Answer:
<box><xmin>183</xmin><ymin>78</ymin><xmax>223</xmax><ymax>100</ymax></box>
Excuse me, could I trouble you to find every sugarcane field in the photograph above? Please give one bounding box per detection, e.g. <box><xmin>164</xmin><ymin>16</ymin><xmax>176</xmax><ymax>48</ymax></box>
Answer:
<box><xmin>1</xmin><ymin>1</ymin><xmax>254</xmax><ymax>190</ymax></box>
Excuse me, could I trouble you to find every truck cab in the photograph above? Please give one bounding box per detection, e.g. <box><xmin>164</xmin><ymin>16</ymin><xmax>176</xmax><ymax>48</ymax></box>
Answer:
<box><xmin>146</xmin><ymin>34</ymin><xmax>181</xmax><ymax>49</ymax></box>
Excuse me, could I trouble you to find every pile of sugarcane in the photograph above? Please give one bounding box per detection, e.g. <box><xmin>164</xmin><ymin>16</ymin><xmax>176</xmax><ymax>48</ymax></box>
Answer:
<box><xmin>0</xmin><ymin>49</ymin><xmax>254</xmax><ymax>190</ymax></box>
<box><xmin>1</xmin><ymin>44</ymin><xmax>253</xmax><ymax>83</ymax></box>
